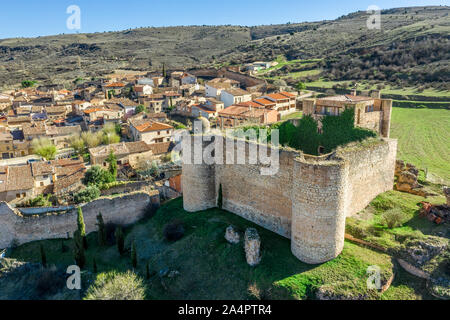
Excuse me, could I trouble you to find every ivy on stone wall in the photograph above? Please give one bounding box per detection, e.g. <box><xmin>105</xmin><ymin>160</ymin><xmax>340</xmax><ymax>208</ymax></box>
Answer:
<box><xmin>235</xmin><ymin>108</ymin><xmax>377</xmax><ymax>156</ymax></box>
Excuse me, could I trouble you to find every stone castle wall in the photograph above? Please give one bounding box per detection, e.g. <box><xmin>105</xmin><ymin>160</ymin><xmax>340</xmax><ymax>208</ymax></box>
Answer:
<box><xmin>0</xmin><ymin>191</ymin><xmax>160</xmax><ymax>249</ymax></box>
<box><xmin>182</xmin><ymin>135</ymin><xmax>397</xmax><ymax>264</ymax></box>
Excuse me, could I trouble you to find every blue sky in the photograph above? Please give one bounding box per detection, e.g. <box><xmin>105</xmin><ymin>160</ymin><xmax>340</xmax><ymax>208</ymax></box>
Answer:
<box><xmin>1</xmin><ymin>0</ymin><xmax>448</xmax><ymax>39</ymax></box>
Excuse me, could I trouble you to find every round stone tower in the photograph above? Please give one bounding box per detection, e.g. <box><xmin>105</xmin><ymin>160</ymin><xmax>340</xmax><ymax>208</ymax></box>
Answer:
<box><xmin>291</xmin><ymin>155</ymin><xmax>349</xmax><ymax>264</ymax></box>
<box><xmin>182</xmin><ymin>135</ymin><xmax>217</xmax><ymax>212</ymax></box>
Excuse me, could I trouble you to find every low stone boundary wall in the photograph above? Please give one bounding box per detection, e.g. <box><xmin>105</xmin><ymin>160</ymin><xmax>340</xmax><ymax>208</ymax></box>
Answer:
<box><xmin>100</xmin><ymin>181</ymin><xmax>152</xmax><ymax>196</ymax></box>
<box><xmin>0</xmin><ymin>191</ymin><xmax>160</xmax><ymax>248</ymax></box>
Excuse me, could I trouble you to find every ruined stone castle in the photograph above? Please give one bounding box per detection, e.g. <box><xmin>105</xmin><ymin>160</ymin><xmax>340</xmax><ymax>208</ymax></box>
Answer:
<box><xmin>182</xmin><ymin>134</ymin><xmax>397</xmax><ymax>264</ymax></box>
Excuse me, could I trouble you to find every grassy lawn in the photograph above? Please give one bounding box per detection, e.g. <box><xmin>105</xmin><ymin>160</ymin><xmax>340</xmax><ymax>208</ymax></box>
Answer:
<box><xmin>8</xmin><ymin>197</ymin><xmax>431</xmax><ymax>300</ymax></box>
<box><xmin>390</xmin><ymin>107</ymin><xmax>450</xmax><ymax>183</ymax></box>
<box><xmin>306</xmin><ymin>79</ymin><xmax>450</xmax><ymax>98</ymax></box>
<box><xmin>257</xmin><ymin>55</ymin><xmax>321</xmax><ymax>76</ymax></box>
<box><xmin>281</xmin><ymin>111</ymin><xmax>303</xmax><ymax>120</ymax></box>
<box><xmin>347</xmin><ymin>189</ymin><xmax>447</xmax><ymax>249</ymax></box>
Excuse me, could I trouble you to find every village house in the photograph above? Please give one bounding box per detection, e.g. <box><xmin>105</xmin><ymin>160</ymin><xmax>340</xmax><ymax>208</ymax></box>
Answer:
<box><xmin>134</xmin><ymin>85</ymin><xmax>153</xmax><ymax>97</ymax></box>
<box><xmin>22</xmin><ymin>123</ymin><xmax>81</xmax><ymax>149</ymax></box>
<box><xmin>0</xmin><ymin>165</ymin><xmax>34</xmax><ymax>202</ymax></box>
<box><xmin>45</xmin><ymin>125</ymin><xmax>82</xmax><ymax>149</ymax></box>
<box><xmin>259</xmin><ymin>92</ymin><xmax>297</xmax><ymax>116</ymax></box>
<box><xmin>103</xmin><ymin>82</ymin><xmax>126</xmax><ymax>96</ymax></box>
<box><xmin>191</xmin><ymin>104</ymin><xmax>217</xmax><ymax>119</ymax></box>
<box><xmin>89</xmin><ymin>141</ymin><xmax>153</xmax><ymax>169</ymax></box>
<box><xmin>0</xmin><ymin>131</ymin><xmax>14</xmax><ymax>159</ymax></box>
<box><xmin>218</xmin><ymin>103</ymin><xmax>279</xmax><ymax>129</ymax></box>
<box><xmin>129</xmin><ymin>119</ymin><xmax>174</xmax><ymax>144</ymax></box>
<box><xmin>7</xmin><ymin>115</ymin><xmax>32</xmax><ymax>127</ymax></box>
<box><xmin>205</xmin><ymin>78</ymin><xmax>240</xmax><ymax>98</ymax></box>
<box><xmin>139</xmin><ymin>94</ymin><xmax>165</xmax><ymax>113</ymax></box>
<box><xmin>82</xmin><ymin>106</ymin><xmax>124</xmax><ymax>125</ymax></box>
<box><xmin>137</xmin><ymin>76</ymin><xmax>164</xmax><ymax>87</ymax></box>
<box><xmin>220</xmin><ymin>88</ymin><xmax>252</xmax><ymax>107</ymax></box>
<box><xmin>0</xmin><ymin>94</ymin><xmax>12</xmax><ymax>112</ymax></box>
<box><xmin>72</xmin><ymin>100</ymin><xmax>92</xmax><ymax>115</ymax></box>
<box><xmin>12</xmin><ymin>95</ymin><xmax>29</xmax><ymax>108</ymax></box>
<box><xmin>244</xmin><ymin>61</ymin><xmax>272</xmax><ymax>72</ymax></box>
<box><xmin>170</xmin><ymin>72</ymin><xmax>197</xmax><ymax>87</ymax></box>
<box><xmin>0</xmin><ymin>158</ymin><xmax>86</xmax><ymax>202</ymax></box>
<box><xmin>105</xmin><ymin>98</ymin><xmax>139</xmax><ymax>118</ymax></box>
<box><xmin>302</xmin><ymin>91</ymin><xmax>393</xmax><ymax>137</ymax></box>
<box><xmin>45</xmin><ymin>105</ymin><xmax>68</xmax><ymax>122</ymax></box>
<box><xmin>163</xmin><ymin>92</ymin><xmax>182</xmax><ymax>111</ymax></box>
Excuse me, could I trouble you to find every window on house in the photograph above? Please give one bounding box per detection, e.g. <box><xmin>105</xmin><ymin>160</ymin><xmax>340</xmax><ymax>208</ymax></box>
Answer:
<box><xmin>40</xmin><ymin>182</ymin><xmax>44</xmax><ymax>187</ymax></box>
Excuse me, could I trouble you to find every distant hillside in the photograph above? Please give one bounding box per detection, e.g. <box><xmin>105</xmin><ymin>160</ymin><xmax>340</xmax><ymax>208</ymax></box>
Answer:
<box><xmin>0</xmin><ymin>6</ymin><xmax>448</xmax><ymax>88</ymax></box>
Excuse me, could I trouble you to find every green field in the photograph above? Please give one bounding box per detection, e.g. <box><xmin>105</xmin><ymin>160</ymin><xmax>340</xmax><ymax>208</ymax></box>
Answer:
<box><xmin>390</xmin><ymin>107</ymin><xmax>450</xmax><ymax>183</ymax></box>
<box><xmin>281</xmin><ymin>111</ymin><xmax>303</xmax><ymax>120</ymax></box>
<box><xmin>306</xmin><ymin>79</ymin><xmax>450</xmax><ymax>98</ymax></box>
<box><xmin>7</xmin><ymin>197</ymin><xmax>433</xmax><ymax>300</ymax></box>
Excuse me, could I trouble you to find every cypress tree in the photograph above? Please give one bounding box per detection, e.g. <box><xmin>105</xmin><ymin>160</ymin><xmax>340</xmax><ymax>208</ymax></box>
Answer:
<box><xmin>96</xmin><ymin>213</ymin><xmax>107</xmax><ymax>247</ymax></box>
<box><xmin>93</xmin><ymin>258</ymin><xmax>98</xmax><ymax>273</ymax></box>
<box><xmin>77</xmin><ymin>207</ymin><xmax>88</xmax><ymax>250</ymax></box>
<box><xmin>40</xmin><ymin>244</ymin><xmax>47</xmax><ymax>268</ymax></box>
<box><xmin>115</xmin><ymin>227</ymin><xmax>125</xmax><ymax>255</ymax></box>
<box><xmin>217</xmin><ymin>184</ymin><xmax>223</xmax><ymax>209</ymax></box>
<box><xmin>106</xmin><ymin>151</ymin><xmax>117</xmax><ymax>179</ymax></box>
<box><xmin>61</xmin><ymin>240</ymin><xmax>67</xmax><ymax>253</ymax></box>
<box><xmin>73</xmin><ymin>230</ymin><xmax>86</xmax><ymax>269</ymax></box>
<box><xmin>146</xmin><ymin>262</ymin><xmax>150</xmax><ymax>279</ymax></box>
<box><xmin>131</xmin><ymin>241</ymin><xmax>137</xmax><ymax>269</ymax></box>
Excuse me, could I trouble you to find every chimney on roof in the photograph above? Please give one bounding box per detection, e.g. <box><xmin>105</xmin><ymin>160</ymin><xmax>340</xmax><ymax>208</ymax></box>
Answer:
<box><xmin>351</xmin><ymin>89</ymin><xmax>357</xmax><ymax>96</ymax></box>
<box><xmin>371</xmin><ymin>90</ymin><xmax>381</xmax><ymax>99</ymax></box>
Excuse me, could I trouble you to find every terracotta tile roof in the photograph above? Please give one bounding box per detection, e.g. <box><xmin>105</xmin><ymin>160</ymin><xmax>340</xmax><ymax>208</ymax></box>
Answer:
<box><xmin>106</xmin><ymin>98</ymin><xmax>139</xmax><ymax>107</ymax></box>
<box><xmin>130</xmin><ymin>119</ymin><xmax>173</xmax><ymax>133</ymax></box>
<box><xmin>192</xmin><ymin>105</ymin><xmax>216</xmax><ymax>114</ymax></box>
<box><xmin>146</xmin><ymin>113</ymin><xmax>167</xmax><ymax>119</ymax></box>
<box><xmin>317</xmin><ymin>95</ymin><xmax>374</xmax><ymax>103</ymax></box>
<box><xmin>266</xmin><ymin>93</ymin><xmax>290</xmax><ymax>101</ymax></box>
<box><xmin>223</xmin><ymin>88</ymin><xmax>250</xmax><ymax>96</ymax></box>
<box><xmin>237</xmin><ymin>101</ymin><xmax>265</xmax><ymax>108</ymax></box>
<box><xmin>218</xmin><ymin>105</ymin><xmax>249</xmax><ymax>116</ymax></box>
<box><xmin>5</xmin><ymin>165</ymin><xmax>34</xmax><ymax>191</ymax></box>
<box><xmin>83</xmin><ymin>107</ymin><xmax>104</xmax><ymax>114</ymax></box>
<box><xmin>254</xmin><ymin>98</ymin><xmax>276</xmax><ymax>106</ymax></box>
<box><xmin>279</xmin><ymin>91</ymin><xmax>297</xmax><ymax>98</ymax></box>
<box><xmin>53</xmin><ymin>169</ymin><xmax>85</xmax><ymax>194</ymax></box>
<box><xmin>105</xmin><ymin>82</ymin><xmax>126</xmax><ymax>88</ymax></box>
<box><xmin>148</xmin><ymin>142</ymin><xmax>173</xmax><ymax>155</ymax></box>
<box><xmin>31</xmin><ymin>161</ymin><xmax>54</xmax><ymax>176</ymax></box>
<box><xmin>45</xmin><ymin>106</ymin><xmax>67</xmax><ymax>114</ymax></box>
<box><xmin>22</xmin><ymin>123</ymin><xmax>46</xmax><ymax>136</ymax></box>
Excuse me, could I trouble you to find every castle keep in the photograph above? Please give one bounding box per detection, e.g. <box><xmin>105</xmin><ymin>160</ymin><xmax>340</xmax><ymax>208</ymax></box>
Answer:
<box><xmin>182</xmin><ymin>135</ymin><xmax>397</xmax><ymax>264</ymax></box>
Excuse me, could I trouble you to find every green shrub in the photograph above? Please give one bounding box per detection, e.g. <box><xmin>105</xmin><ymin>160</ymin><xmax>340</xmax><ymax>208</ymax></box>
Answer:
<box><xmin>84</xmin><ymin>271</ymin><xmax>146</xmax><ymax>300</ymax></box>
<box><xmin>83</xmin><ymin>166</ymin><xmax>114</xmax><ymax>187</ymax></box>
<box><xmin>74</xmin><ymin>186</ymin><xmax>101</xmax><ymax>204</ymax></box>
<box><xmin>163</xmin><ymin>220</ymin><xmax>185</xmax><ymax>242</ymax></box>
<box><xmin>35</xmin><ymin>269</ymin><xmax>65</xmax><ymax>297</ymax></box>
<box><xmin>115</xmin><ymin>227</ymin><xmax>125</xmax><ymax>255</ymax></box>
<box><xmin>382</xmin><ymin>208</ymin><xmax>405</xmax><ymax>229</ymax></box>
